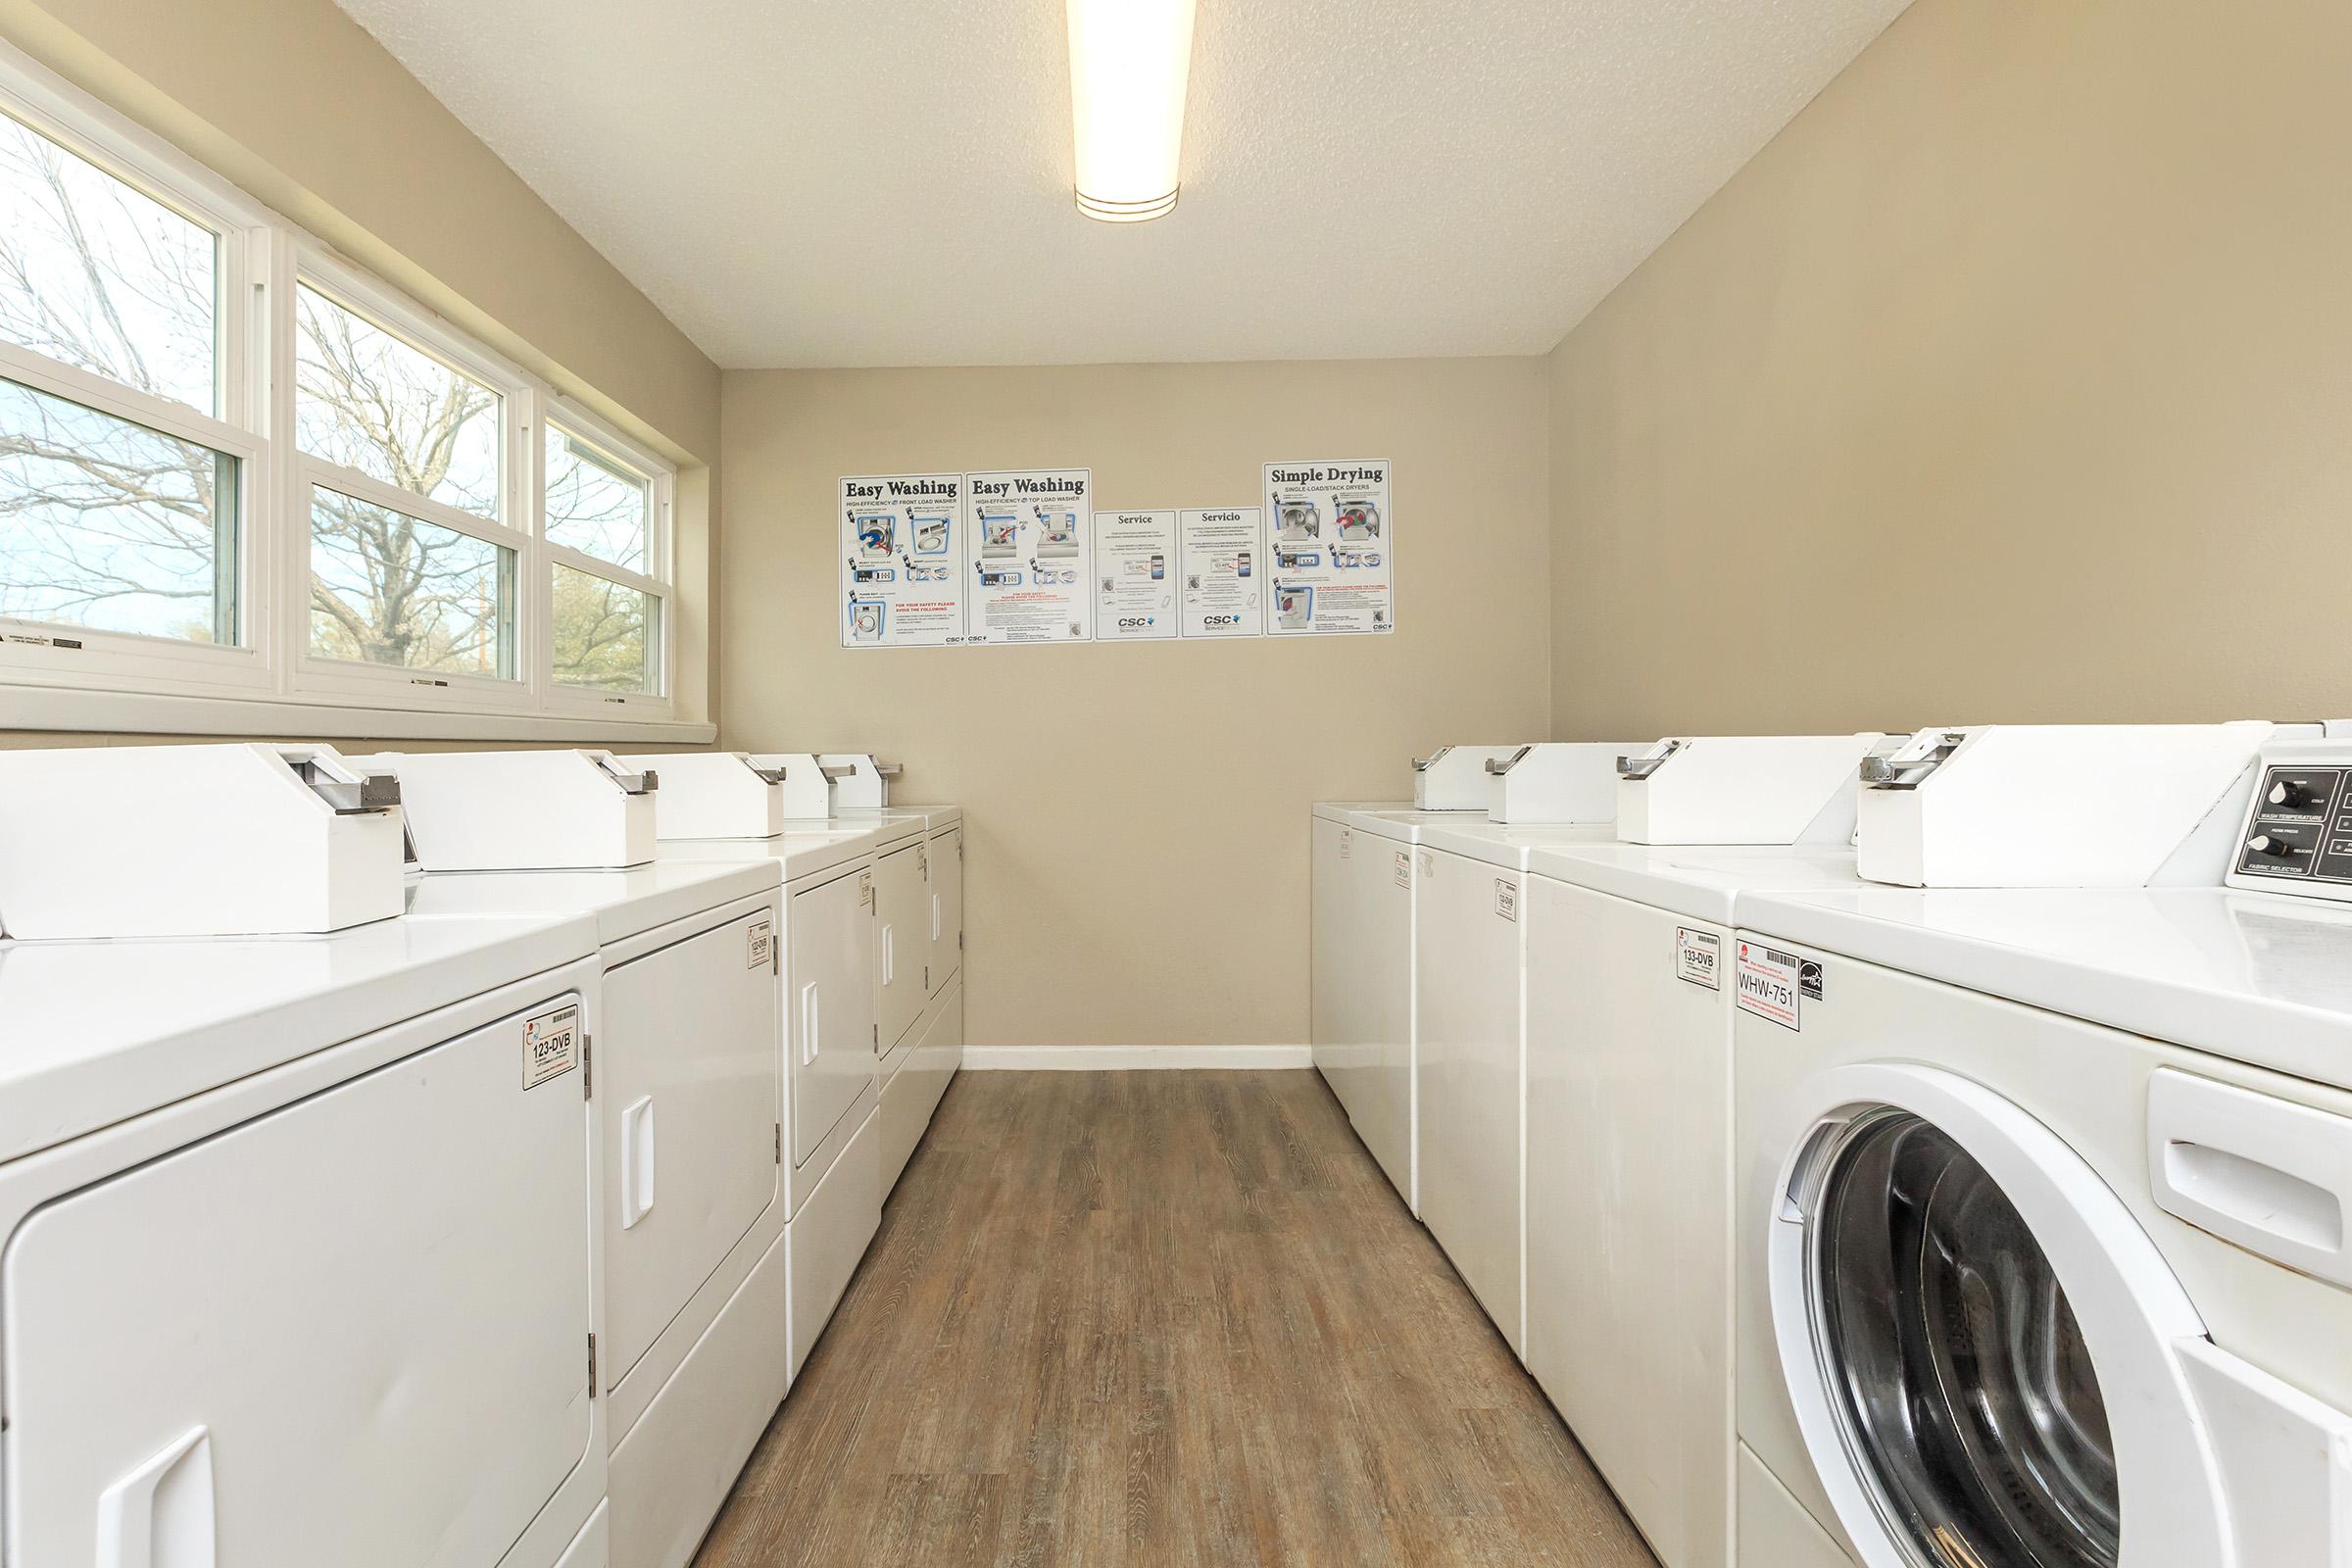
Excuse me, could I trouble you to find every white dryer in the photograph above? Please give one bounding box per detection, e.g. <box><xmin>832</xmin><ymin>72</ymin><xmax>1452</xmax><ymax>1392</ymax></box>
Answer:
<box><xmin>0</xmin><ymin>745</ymin><xmax>610</xmax><ymax>1568</ymax></box>
<box><xmin>357</xmin><ymin>752</ymin><xmax>787</xmax><ymax>1568</ymax></box>
<box><xmin>1519</xmin><ymin>842</ymin><xmax>1874</xmax><ymax>1568</ymax></box>
<box><xmin>662</xmin><ymin>825</ymin><xmax>892</xmax><ymax>1381</ymax></box>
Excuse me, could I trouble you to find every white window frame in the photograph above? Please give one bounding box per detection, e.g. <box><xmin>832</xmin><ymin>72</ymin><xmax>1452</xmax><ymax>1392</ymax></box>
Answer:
<box><xmin>0</xmin><ymin>38</ymin><xmax>704</xmax><ymax>742</ymax></box>
<box><xmin>0</xmin><ymin>49</ymin><xmax>277</xmax><ymax>702</ymax></box>
<box><xmin>539</xmin><ymin>396</ymin><xmax>674</xmax><ymax>717</ymax></box>
<box><xmin>284</xmin><ymin>252</ymin><xmax>541</xmax><ymax>716</ymax></box>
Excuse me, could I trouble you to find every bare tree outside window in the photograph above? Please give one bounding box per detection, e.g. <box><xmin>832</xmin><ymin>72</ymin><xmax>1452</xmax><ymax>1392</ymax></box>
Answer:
<box><xmin>0</xmin><ymin>111</ymin><xmax>230</xmax><ymax>642</ymax></box>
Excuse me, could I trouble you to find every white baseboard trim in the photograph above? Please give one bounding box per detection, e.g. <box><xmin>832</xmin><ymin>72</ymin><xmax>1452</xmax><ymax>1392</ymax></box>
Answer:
<box><xmin>962</xmin><ymin>1045</ymin><xmax>1314</xmax><ymax>1071</ymax></box>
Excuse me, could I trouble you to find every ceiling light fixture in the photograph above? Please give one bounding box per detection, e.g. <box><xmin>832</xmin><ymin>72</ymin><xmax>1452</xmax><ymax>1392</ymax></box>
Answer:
<box><xmin>1066</xmin><ymin>0</ymin><xmax>1197</xmax><ymax>222</ymax></box>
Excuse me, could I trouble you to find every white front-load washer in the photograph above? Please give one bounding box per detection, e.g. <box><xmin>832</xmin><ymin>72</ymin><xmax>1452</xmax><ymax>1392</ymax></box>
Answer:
<box><xmin>1733</xmin><ymin>883</ymin><xmax>2352</xmax><ymax>1568</ymax></box>
<box><xmin>1519</xmin><ymin>842</ymin><xmax>1876</xmax><ymax>1568</ymax></box>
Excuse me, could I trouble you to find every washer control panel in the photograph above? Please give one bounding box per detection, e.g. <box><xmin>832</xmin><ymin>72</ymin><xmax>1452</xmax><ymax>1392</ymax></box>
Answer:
<box><xmin>2229</xmin><ymin>746</ymin><xmax>2352</xmax><ymax>900</ymax></box>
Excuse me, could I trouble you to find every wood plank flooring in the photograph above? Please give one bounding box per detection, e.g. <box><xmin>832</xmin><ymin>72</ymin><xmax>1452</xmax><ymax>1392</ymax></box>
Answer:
<box><xmin>694</xmin><ymin>1070</ymin><xmax>1658</xmax><ymax>1568</ymax></box>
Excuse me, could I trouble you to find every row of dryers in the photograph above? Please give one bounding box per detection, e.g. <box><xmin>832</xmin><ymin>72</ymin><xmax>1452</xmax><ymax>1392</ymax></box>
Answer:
<box><xmin>0</xmin><ymin>746</ymin><xmax>962</xmax><ymax>1568</ymax></box>
<box><xmin>1314</xmin><ymin>725</ymin><xmax>2352</xmax><ymax>1568</ymax></box>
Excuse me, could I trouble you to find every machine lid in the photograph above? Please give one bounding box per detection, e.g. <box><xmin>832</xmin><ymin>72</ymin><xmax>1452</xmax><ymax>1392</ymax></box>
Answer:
<box><xmin>1767</xmin><ymin>1063</ymin><xmax>2232</xmax><ymax>1568</ymax></box>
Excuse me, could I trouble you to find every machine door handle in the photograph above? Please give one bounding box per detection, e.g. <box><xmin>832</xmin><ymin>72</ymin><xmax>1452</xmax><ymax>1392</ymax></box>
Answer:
<box><xmin>2149</xmin><ymin>1069</ymin><xmax>2352</xmax><ymax>1290</ymax></box>
<box><xmin>799</xmin><ymin>981</ymin><xmax>820</xmax><ymax>1066</ymax></box>
<box><xmin>97</xmin><ymin>1426</ymin><xmax>215</xmax><ymax>1568</ymax></box>
<box><xmin>932</xmin><ymin>893</ymin><xmax>942</xmax><ymax>942</ymax></box>
<box><xmin>882</xmin><ymin>926</ymin><xmax>896</xmax><ymax>987</ymax></box>
<box><xmin>620</xmin><ymin>1096</ymin><xmax>657</xmax><ymax>1229</ymax></box>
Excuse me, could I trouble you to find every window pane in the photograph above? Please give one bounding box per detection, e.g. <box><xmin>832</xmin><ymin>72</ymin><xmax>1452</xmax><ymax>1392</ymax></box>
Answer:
<box><xmin>1</xmin><ymin>375</ymin><xmax>235</xmax><ymax>643</ymax></box>
<box><xmin>0</xmin><ymin>113</ymin><xmax>217</xmax><ymax>416</ymax></box>
<box><xmin>553</xmin><ymin>562</ymin><xmax>657</xmax><ymax>693</ymax></box>
<box><xmin>545</xmin><ymin>424</ymin><xmax>649</xmax><ymax>571</ymax></box>
<box><xmin>295</xmin><ymin>284</ymin><xmax>499</xmax><ymax>520</ymax></box>
<box><xmin>309</xmin><ymin>484</ymin><xmax>514</xmax><ymax>678</ymax></box>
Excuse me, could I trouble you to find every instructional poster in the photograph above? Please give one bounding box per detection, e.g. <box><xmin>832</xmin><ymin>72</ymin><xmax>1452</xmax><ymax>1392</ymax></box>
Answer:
<box><xmin>1261</xmin><ymin>460</ymin><xmax>1395</xmax><ymax>635</ymax></box>
<box><xmin>838</xmin><ymin>472</ymin><xmax>967</xmax><ymax>648</ymax></box>
<box><xmin>1179</xmin><ymin>507</ymin><xmax>1263</xmax><ymax>637</ymax></box>
<box><xmin>1094</xmin><ymin>511</ymin><xmax>1178</xmax><ymax>641</ymax></box>
<box><xmin>965</xmin><ymin>467</ymin><xmax>1094</xmax><ymax>646</ymax></box>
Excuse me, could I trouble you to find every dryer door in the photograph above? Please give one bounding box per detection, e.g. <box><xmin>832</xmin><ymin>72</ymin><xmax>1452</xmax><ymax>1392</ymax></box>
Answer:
<box><xmin>1765</xmin><ymin>1062</ymin><xmax>2230</xmax><ymax>1568</ymax></box>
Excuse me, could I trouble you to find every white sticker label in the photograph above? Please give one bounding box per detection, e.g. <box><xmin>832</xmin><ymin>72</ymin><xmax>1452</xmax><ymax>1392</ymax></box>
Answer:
<box><xmin>1394</xmin><ymin>848</ymin><xmax>1411</xmax><ymax>888</ymax></box>
<box><xmin>1340</xmin><ymin>827</ymin><xmax>1352</xmax><ymax>859</ymax></box>
<box><xmin>1494</xmin><ymin>878</ymin><xmax>1517</xmax><ymax>921</ymax></box>
<box><xmin>1418</xmin><ymin>850</ymin><xmax>1435</xmax><ymax>878</ymax></box>
<box><xmin>1675</xmin><ymin>927</ymin><xmax>1721</xmax><ymax>990</ymax></box>
<box><xmin>748</xmin><ymin>916</ymin><xmax>773</xmax><ymax>969</ymax></box>
<box><xmin>1736</xmin><ymin>940</ymin><xmax>1802</xmax><ymax>1030</ymax></box>
<box><xmin>522</xmin><ymin>1004</ymin><xmax>581</xmax><ymax>1088</ymax></box>
<box><xmin>859</xmin><ymin>870</ymin><xmax>874</xmax><ymax>906</ymax></box>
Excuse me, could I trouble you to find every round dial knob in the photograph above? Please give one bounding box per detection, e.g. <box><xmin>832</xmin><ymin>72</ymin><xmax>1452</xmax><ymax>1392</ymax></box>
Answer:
<box><xmin>2248</xmin><ymin>834</ymin><xmax>2299</xmax><ymax>860</ymax></box>
<box><xmin>2269</xmin><ymin>779</ymin><xmax>2321</xmax><ymax>809</ymax></box>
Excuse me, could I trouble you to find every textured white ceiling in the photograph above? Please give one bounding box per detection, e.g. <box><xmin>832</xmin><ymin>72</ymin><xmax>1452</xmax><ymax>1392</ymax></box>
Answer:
<box><xmin>334</xmin><ymin>0</ymin><xmax>1912</xmax><ymax>368</ymax></box>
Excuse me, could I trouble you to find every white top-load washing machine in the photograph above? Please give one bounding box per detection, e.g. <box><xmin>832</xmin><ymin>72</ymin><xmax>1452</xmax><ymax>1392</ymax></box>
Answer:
<box><xmin>0</xmin><ymin>745</ymin><xmax>612</xmax><ymax>1568</ymax></box>
<box><xmin>353</xmin><ymin>749</ymin><xmax>784</xmax><ymax>1568</ymax></box>
<box><xmin>1511</xmin><ymin>734</ymin><xmax>1890</xmax><ymax>1568</ymax></box>
<box><xmin>1413</xmin><ymin>810</ymin><xmax>1642</xmax><ymax>1359</ymax></box>
<box><xmin>1310</xmin><ymin>802</ymin><xmax>1428</xmax><ymax>1209</ymax></box>
<box><xmin>1729</xmin><ymin>722</ymin><xmax>2352</xmax><ymax>1568</ymax></box>
<box><xmin>1310</xmin><ymin>745</ymin><xmax>1635</xmax><ymax>1214</ymax></box>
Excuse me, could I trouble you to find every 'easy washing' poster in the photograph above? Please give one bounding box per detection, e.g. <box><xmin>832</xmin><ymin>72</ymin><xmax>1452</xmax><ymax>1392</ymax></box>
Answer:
<box><xmin>1094</xmin><ymin>511</ymin><xmax>1179</xmax><ymax>641</ymax></box>
<box><xmin>1178</xmin><ymin>508</ymin><xmax>1263</xmax><ymax>637</ymax></box>
<box><xmin>1260</xmin><ymin>461</ymin><xmax>1394</xmax><ymax>636</ymax></box>
<box><xmin>839</xmin><ymin>472</ymin><xmax>967</xmax><ymax>648</ymax></box>
<box><xmin>964</xmin><ymin>468</ymin><xmax>1094</xmax><ymax>646</ymax></box>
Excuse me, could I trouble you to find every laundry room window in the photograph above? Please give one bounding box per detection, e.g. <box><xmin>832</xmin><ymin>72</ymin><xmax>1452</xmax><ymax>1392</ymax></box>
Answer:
<box><xmin>0</xmin><ymin>42</ymin><xmax>696</xmax><ymax>737</ymax></box>
<box><xmin>543</xmin><ymin>408</ymin><xmax>670</xmax><ymax>703</ymax></box>
<box><xmin>0</xmin><ymin>80</ymin><xmax>266</xmax><ymax>691</ymax></box>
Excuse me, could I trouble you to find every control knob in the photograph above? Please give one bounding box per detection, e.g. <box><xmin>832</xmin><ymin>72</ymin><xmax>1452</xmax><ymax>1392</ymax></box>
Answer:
<box><xmin>2247</xmin><ymin>834</ymin><xmax>2300</xmax><ymax>861</ymax></box>
<box><xmin>2269</xmin><ymin>778</ymin><xmax>2323</xmax><ymax>810</ymax></box>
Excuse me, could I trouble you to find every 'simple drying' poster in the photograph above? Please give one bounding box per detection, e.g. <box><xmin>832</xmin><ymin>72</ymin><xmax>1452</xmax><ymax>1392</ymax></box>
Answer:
<box><xmin>1260</xmin><ymin>461</ymin><xmax>1394</xmax><ymax>636</ymax></box>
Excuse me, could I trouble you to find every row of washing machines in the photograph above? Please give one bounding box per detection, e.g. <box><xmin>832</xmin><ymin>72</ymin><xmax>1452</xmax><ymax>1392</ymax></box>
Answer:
<box><xmin>1312</xmin><ymin>726</ymin><xmax>2352</xmax><ymax>1568</ymax></box>
<box><xmin>0</xmin><ymin>746</ymin><xmax>963</xmax><ymax>1568</ymax></box>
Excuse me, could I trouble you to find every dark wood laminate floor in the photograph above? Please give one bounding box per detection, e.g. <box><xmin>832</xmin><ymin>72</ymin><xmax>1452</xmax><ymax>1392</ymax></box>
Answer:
<box><xmin>694</xmin><ymin>1070</ymin><xmax>1658</xmax><ymax>1568</ymax></box>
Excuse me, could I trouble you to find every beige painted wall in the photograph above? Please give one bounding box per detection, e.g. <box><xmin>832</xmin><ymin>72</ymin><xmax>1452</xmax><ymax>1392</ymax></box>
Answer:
<box><xmin>723</xmin><ymin>360</ymin><xmax>1551</xmax><ymax>1048</ymax></box>
<box><xmin>0</xmin><ymin>0</ymin><xmax>724</xmax><ymax>732</ymax></box>
<box><xmin>1548</xmin><ymin>0</ymin><xmax>2352</xmax><ymax>739</ymax></box>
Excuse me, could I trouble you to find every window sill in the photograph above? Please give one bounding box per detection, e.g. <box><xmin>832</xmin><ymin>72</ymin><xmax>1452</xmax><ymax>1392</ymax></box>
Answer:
<box><xmin>0</xmin><ymin>683</ymin><xmax>717</xmax><ymax>745</ymax></box>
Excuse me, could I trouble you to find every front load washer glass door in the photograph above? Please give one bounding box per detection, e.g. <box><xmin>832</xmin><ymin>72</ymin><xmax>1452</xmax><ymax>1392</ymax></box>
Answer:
<box><xmin>1811</xmin><ymin>1108</ymin><xmax>2117</xmax><ymax>1567</ymax></box>
<box><xmin>1765</xmin><ymin>1062</ymin><xmax>2232</xmax><ymax>1568</ymax></box>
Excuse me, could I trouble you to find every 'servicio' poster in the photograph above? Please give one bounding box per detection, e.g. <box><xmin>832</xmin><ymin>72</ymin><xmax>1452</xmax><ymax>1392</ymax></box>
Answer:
<box><xmin>1094</xmin><ymin>511</ymin><xmax>1179</xmax><ymax>641</ymax></box>
<box><xmin>838</xmin><ymin>473</ymin><xmax>967</xmax><ymax>648</ymax></box>
<box><xmin>1260</xmin><ymin>461</ymin><xmax>1393</xmax><ymax>635</ymax></box>
<box><xmin>964</xmin><ymin>468</ymin><xmax>1094</xmax><ymax>645</ymax></box>
<box><xmin>1179</xmin><ymin>508</ymin><xmax>1263</xmax><ymax>637</ymax></box>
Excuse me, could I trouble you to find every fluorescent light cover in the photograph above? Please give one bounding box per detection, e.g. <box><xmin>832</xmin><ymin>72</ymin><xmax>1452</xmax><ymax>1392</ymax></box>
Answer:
<box><xmin>1067</xmin><ymin>0</ymin><xmax>1197</xmax><ymax>222</ymax></box>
